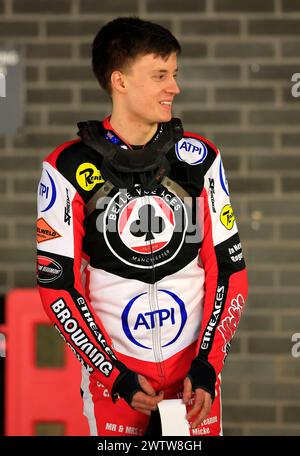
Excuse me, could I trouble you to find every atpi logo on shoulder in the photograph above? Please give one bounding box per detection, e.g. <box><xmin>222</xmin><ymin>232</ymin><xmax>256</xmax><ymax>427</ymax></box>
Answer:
<box><xmin>38</xmin><ymin>168</ymin><xmax>57</xmax><ymax>212</ymax></box>
<box><xmin>175</xmin><ymin>137</ymin><xmax>208</xmax><ymax>165</ymax></box>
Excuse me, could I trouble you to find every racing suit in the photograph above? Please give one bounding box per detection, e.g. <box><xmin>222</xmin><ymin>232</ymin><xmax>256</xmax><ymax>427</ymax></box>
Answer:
<box><xmin>36</xmin><ymin>115</ymin><xmax>248</xmax><ymax>436</ymax></box>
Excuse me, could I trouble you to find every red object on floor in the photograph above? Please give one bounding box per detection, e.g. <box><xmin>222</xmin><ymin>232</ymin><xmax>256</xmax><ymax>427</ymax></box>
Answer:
<box><xmin>2</xmin><ymin>288</ymin><xmax>89</xmax><ymax>436</ymax></box>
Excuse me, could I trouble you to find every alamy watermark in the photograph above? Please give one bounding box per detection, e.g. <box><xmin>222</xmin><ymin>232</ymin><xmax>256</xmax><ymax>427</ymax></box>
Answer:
<box><xmin>0</xmin><ymin>50</ymin><xmax>20</xmax><ymax>98</ymax></box>
<box><xmin>0</xmin><ymin>71</ymin><xmax>6</xmax><ymax>97</ymax></box>
<box><xmin>291</xmin><ymin>73</ymin><xmax>300</xmax><ymax>98</ymax></box>
<box><xmin>291</xmin><ymin>333</ymin><xmax>300</xmax><ymax>358</ymax></box>
<box><xmin>94</xmin><ymin>191</ymin><xmax>205</xmax><ymax>244</ymax></box>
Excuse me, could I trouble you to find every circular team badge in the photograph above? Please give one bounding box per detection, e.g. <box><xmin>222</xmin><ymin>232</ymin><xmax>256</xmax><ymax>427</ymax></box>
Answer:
<box><xmin>103</xmin><ymin>187</ymin><xmax>188</xmax><ymax>269</ymax></box>
<box><xmin>76</xmin><ymin>162</ymin><xmax>104</xmax><ymax>191</ymax></box>
<box><xmin>175</xmin><ymin>137</ymin><xmax>208</xmax><ymax>165</ymax></box>
<box><xmin>220</xmin><ymin>204</ymin><xmax>235</xmax><ymax>230</ymax></box>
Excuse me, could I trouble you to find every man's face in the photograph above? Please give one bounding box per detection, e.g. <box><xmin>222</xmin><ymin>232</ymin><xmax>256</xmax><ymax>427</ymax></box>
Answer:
<box><xmin>118</xmin><ymin>52</ymin><xmax>180</xmax><ymax>124</ymax></box>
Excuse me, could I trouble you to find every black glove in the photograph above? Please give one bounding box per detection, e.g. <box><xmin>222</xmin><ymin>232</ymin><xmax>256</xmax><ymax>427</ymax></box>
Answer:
<box><xmin>111</xmin><ymin>368</ymin><xmax>144</xmax><ymax>406</ymax></box>
<box><xmin>187</xmin><ymin>357</ymin><xmax>217</xmax><ymax>402</ymax></box>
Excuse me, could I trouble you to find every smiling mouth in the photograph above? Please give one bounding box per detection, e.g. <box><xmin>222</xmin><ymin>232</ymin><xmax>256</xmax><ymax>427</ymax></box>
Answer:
<box><xmin>159</xmin><ymin>101</ymin><xmax>172</xmax><ymax>110</ymax></box>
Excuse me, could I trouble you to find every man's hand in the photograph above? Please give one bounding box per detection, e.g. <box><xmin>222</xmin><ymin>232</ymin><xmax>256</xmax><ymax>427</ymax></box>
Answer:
<box><xmin>182</xmin><ymin>377</ymin><xmax>212</xmax><ymax>429</ymax></box>
<box><xmin>131</xmin><ymin>374</ymin><xmax>164</xmax><ymax>415</ymax></box>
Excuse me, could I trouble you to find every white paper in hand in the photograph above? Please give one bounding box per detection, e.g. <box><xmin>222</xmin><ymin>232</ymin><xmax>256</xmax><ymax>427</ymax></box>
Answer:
<box><xmin>157</xmin><ymin>399</ymin><xmax>190</xmax><ymax>436</ymax></box>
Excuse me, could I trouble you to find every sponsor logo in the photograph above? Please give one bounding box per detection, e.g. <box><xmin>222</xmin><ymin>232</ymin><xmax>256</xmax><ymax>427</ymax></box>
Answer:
<box><xmin>64</xmin><ymin>188</ymin><xmax>71</xmax><ymax>225</ymax></box>
<box><xmin>102</xmin><ymin>424</ymin><xmax>143</xmax><ymax>436</ymax></box>
<box><xmin>100</xmin><ymin>186</ymin><xmax>189</xmax><ymax>269</ymax></box>
<box><xmin>201</xmin><ymin>415</ymin><xmax>218</xmax><ymax>426</ymax></box>
<box><xmin>76</xmin><ymin>162</ymin><xmax>105</xmax><ymax>191</ymax></box>
<box><xmin>218</xmin><ymin>294</ymin><xmax>245</xmax><ymax>355</ymax></box>
<box><xmin>37</xmin><ymin>256</ymin><xmax>63</xmax><ymax>283</ymax></box>
<box><xmin>39</xmin><ymin>169</ymin><xmax>57</xmax><ymax>212</ymax></box>
<box><xmin>201</xmin><ymin>285</ymin><xmax>225</xmax><ymax>350</ymax></box>
<box><xmin>208</xmin><ymin>178</ymin><xmax>216</xmax><ymax>213</ymax></box>
<box><xmin>76</xmin><ymin>297</ymin><xmax>117</xmax><ymax>360</ymax></box>
<box><xmin>192</xmin><ymin>427</ymin><xmax>210</xmax><ymax>436</ymax></box>
<box><xmin>220</xmin><ymin>204</ymin><xmax>235</xmax><ymax>230</ymax></box>
<box><xmin>124</xmin><ymin>426</ymin><xmax>143</xmax><ymax>436</ymax></box>
<box><xmin>219</xmin><ymin>159</ymin><xmax>229</xmax><ymax>196</ymax></box>
<box><xmin>228</xmin><ymin>242</ymin><xmax>243</xmax><ymax>262</ymax></box>
<box><xmin>51</xmin><ymin>298</ymin><xmax>113</xmax><ymax>376</ymax></box>
<box><xmin>96</xmin><ymin>382</ymin><xmax>110</xmax><ymax>397</ymax></box>
<box><xmin>175</xmin><ymin>138</ymin><xmax>208</xmax><ymax>165</ymax></box>
<box><xmin>105</xmin><ymin>423</ymin><xmax>117</xmax><ymax>432</ymax></box>
<box><xmin>122</xmin><ymin>289</ymin><xmax>187</xmax><ymax>349</ymax></box>
<box><xmin>54</xmin><ymin>324</ymin><xmax>94</xmax><ymax>375</ymax></box>
<box><xmin>36</xmin><ymin>217</ymin><xmax>61</xmax><ymax>243</ymax></box>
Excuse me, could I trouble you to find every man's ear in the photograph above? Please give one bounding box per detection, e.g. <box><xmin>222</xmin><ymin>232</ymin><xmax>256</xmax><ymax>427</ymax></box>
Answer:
<box><xmin>111</xmin><ymin>71</ymin><xmax>126</xmax><ymax>93</ymax></box>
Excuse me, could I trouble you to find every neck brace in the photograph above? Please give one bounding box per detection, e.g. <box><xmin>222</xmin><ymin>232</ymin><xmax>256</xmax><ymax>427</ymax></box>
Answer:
<box><xmin>77</xmin><ymin>117</ymin><xmax>183</xmax><ymax>192</ymax></box>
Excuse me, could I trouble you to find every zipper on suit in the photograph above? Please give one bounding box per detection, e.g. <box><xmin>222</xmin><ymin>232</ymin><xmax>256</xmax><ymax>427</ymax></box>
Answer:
<box><xmin>144</xmin><ymin>193</ymin><xmax>166</xmax><ymax>380</ymax></box>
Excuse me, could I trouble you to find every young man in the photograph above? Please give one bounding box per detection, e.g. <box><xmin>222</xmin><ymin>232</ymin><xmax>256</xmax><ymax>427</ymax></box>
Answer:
<box><xmin>36</xmin><ymin>17</ymin><xmax>248</xmax><ymax>436</ymax></box>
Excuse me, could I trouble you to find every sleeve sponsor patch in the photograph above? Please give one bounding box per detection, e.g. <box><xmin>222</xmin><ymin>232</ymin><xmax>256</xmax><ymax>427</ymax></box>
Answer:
<box><xmin>36</xmin><ymin>217</ymin><xmax>61</xmax><ymax>243</ymax></box>
<box><xmin>175</xmin><ymin>138</ymin><xmax>208</xmax><ymax>165</ymax></box>
<box><xmin>37</xmin><ymin>255</ymin><xmax>63</xmax><ymax>283</ymax></box>
<box><xmin>37</xmin><ymin>162</ymin><xmax>77</xmax><ymax>257</ymax></box>
<box><xmin>76</xmin><ymin>162</ymin><xmax>105</xmax><ymax>191</ymax></box>
<box><xmin>38</xmin><ymin>168</ymin><xmax>57</xmax><ymax>213</ymax></box>
<box><xmin>220</xmin><ymin>204</ymin><xmax>235</xmax><ymax>230</ymax></box>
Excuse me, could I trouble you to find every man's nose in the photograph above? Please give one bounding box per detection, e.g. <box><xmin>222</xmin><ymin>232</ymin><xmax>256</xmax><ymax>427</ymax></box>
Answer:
<box><xmin>167</xmin><ymin>77</ymin><xmax>181</xmax><ymax>95</ymax></box>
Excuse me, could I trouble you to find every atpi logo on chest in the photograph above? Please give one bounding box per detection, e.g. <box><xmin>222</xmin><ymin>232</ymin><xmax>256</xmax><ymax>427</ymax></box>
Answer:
<box><xmin>122</xmin><ymin>289</ymin><xmax>187</xmax><ymax>349</ymax></box>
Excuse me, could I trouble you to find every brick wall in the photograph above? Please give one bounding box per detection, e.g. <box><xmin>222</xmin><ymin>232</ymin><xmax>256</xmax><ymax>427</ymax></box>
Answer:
<box><xmin>0</xmin><ymin>0</ymin><xmax>300</xmax><ymax>436</ymax></box>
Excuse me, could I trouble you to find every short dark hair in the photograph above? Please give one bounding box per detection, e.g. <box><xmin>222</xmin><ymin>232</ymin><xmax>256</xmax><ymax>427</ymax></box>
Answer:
<box><xmin>91</xmin><ymin>16</ymin><xmax>181</xmax><ymax>96</ymax></box>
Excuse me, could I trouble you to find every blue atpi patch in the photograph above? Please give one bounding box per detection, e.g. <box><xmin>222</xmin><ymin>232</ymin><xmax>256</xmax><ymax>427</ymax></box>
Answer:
<box><xmin>175</xmin><ymin>137</ymin><xmax>208</xmax><ymax>165</ymax></box>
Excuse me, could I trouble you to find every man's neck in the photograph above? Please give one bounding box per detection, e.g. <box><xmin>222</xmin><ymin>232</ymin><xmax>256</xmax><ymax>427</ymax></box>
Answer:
<box><xmin>109</xmin><ymin>112</ymin><xmax>158</xmax><ymax>146</ymax></box>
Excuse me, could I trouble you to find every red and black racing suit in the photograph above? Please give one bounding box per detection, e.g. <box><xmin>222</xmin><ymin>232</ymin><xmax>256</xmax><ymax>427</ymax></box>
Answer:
<box><xmin>36</xmin><ymin>115</ymin><xmax>248</xmax><ymax>436</ymax></box>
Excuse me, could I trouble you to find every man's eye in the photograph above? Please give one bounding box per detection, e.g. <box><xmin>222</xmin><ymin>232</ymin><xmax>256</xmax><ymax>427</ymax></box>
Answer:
<box><xmin>154</xmin><ymin>74</ymin><xmax>177</xmax><ymax>80</ymax></box>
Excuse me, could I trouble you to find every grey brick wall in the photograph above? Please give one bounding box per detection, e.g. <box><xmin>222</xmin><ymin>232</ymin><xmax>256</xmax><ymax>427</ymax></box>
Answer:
<box><xmin>1</xmin><ymin>0</ymin><xmax>300</xmax><ymax>436</ymax></box>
